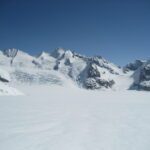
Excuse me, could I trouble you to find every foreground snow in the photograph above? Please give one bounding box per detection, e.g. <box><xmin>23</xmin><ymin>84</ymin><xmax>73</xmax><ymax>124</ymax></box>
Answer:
<box><xmin>0</xmin><ymin>86</ymin><xmax>150</xmax><ymax>150</ymax></box>
<box><xmin>0</xmin><ymin>82</ymin><xmax>23</xmax><ymax>95</ymax></box>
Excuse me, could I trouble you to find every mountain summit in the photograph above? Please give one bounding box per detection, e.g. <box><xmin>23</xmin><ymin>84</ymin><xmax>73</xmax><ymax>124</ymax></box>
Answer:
<box><xmin>0</xmin><ymin>48</ymin><xmax>149</xmax><ymax>91</ymax></box>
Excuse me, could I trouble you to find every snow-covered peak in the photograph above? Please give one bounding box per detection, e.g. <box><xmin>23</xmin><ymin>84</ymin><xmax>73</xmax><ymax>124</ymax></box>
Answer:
<box><xmin>1</xmin><ymin>47</ymin><xmax>147</xmax><ymax>91</ymax></box>
<box><xmin>51</xmin><ymin>48</ymin><xmax>65</xmax><ymax>59</ymax></box>
<box><xmin>37</xmin><ymin>51</ymin><xmax>51</xmax><ymax>60</ymax></box>
<box><xmin>124</xmin><ymin>59</ymin><xmax>146</xmax><ymax>72</ymax></box>
<box><xmin>2</xmin><ymin>48</ymin><xmax>33</xmax><ymax>60</ymax></box>
<box><xmin>64</xmin><ymin>50</ymin><xmax>73</xmax><ymax>59</ymax></box>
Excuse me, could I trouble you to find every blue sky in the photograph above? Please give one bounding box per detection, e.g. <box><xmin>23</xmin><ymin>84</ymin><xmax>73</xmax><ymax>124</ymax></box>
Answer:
<box><xmin>0</xmin><ymin>0</ymin><xmax>150</xmax><ymax>65</ymax></box>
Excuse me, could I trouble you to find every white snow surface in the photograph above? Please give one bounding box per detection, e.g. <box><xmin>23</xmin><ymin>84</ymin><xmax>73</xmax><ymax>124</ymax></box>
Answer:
<box><xmin>0</xmin><ymin>82</ymin><xmax>23</xmax><ymax>95</ymax></box>
<box><xmin>0</xmin><ymin>68</ymin><xmax>22</xmax><ymax>95</ymax></box>
<box><xmin>0</xmin><ymin>68</ymin><xmax>11</xmax><ymax>81</ymax></box>
<box><xmin>0</xmin><ymin>85</ymin><xmax>150</xmax><ymax>150</ymax></box>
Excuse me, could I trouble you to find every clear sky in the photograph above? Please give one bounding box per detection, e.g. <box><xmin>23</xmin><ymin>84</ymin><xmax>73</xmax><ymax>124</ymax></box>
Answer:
<box><xmin>0</xmin><ymin>0</ymin><xmax>150</xmax><ymax>65</ymax></box>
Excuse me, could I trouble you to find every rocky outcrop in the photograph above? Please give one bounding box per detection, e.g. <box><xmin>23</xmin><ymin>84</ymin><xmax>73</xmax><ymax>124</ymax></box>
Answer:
<box><xmin>85</xmin><ymin>77</ymin><xmax>115</xmax><ymax>89</ymax></box>
<box><xmin>3</xmin><ymin>48</ymin><xmax>18</xmax><ymax>58</ymax></box>
<box><xmin>124</xmin><ymin>60</ymin><xmax>146</xmax><ymax>72</ymax></box>
<box><xmin>84</xmin><ymin>62</ymin><xmax>115</xmax><ymax>89</ymax></box>
<box><xmin>132</xmin><ymin>60</ymin><xmax>150</xmax><ymax>91</ymax></box>
<box><xmin>0</xmin><ymin>69</ymin><xmax>10</xmax><ymax>83</ymax></box>
<box><xmin>3</xmin><ymin>48</ymin><xmax>18</xmax><ymax>65</ymax></box>
<box><xmin>87</xmin><ymin>63</ymin><xmax>101</xmax><ymax>78</ymax></box>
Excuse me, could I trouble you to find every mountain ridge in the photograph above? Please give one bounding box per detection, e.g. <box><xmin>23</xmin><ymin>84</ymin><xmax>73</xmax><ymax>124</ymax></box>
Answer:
<box><xmin>0</xmin><ymin>48</ymin><xmax>150</xmax><ymax>91</ymax></box>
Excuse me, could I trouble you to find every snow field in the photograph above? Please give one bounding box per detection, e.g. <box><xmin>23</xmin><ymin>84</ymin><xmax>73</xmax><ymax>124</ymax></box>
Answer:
<box><xmin>0</xmin><ymin>86</ymin><xmax>150</xmax><ymax>150</ymax></box>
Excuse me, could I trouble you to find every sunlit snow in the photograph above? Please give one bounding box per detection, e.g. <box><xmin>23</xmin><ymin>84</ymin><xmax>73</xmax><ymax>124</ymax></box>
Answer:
<box><xmin>0</xmin><ymin>86</ymin><xmax>150</xmax><ymax>150</ymax></box>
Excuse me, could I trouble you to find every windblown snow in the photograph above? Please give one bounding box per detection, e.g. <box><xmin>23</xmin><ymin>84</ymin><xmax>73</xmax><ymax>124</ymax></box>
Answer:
<box><xmin>0</xmin><ymin>86</ymin><xmax>150</xmax><ymax>150</ymax></box>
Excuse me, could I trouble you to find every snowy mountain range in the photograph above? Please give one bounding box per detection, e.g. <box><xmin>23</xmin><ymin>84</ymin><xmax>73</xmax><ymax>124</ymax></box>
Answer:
<box><xmin>0</xmin><ymin>48</ymin><xmax>150</xmax><ymax>94</ymax></box>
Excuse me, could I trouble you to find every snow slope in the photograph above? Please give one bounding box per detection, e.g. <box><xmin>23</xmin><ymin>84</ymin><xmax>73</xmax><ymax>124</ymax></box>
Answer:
<box><xmin>0</xmin><ymin>48</ymin><xmax>127</xmax><ymax>91</ymax></box>
<box><xmin>0</xmin><ymin>82</ymin><xmax>22</xmax><ymax>95</ymax></box>
<box><xmin>0</xmin><ymin>68</ymin><xmax>22</xmax><ymax>95</ymax></box>
<box><xmin>0</xmin><ymin>86</ymin><xmax>150</xmax><ymax>150</ymax></box>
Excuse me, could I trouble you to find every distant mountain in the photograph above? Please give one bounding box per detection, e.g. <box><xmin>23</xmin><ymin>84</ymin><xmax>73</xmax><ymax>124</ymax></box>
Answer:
<box><xmin>0</xmin><ymin>48</ymin><xmax>149</xmax><ymax>91</ymax></box>
<box><xmin>131</xmin><ymin>60</ymin><xmax>150</xmax><ymax>91</ymax></box>
<box><xmin>123</xmin><ymin>60</ymin><xmax>146</xmax><ymax>72</ymax></box>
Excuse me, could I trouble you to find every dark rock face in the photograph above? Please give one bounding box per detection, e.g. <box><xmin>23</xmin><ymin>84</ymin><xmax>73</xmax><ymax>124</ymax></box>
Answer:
<box><xmin>85</xmin><ymin>78</ymin><xmax>97</xmax><ymax>89</ymax></box>
<box><xmin>84</xmin><ymin>62</ymin><xmax>115</xmax><ymax>89</ymax></box>
<box><xmin>124</xmin><ymin>60</ymin><xmax>146</xmax><ymax>72</ymax></box>
<box><xmin>32</xmin><ymin>60</ymin><xmax>42</xmax><ymax>68</ymax></box>
<box><xmin>96</xmin><ymin>78</ymin><xmax>115</xmax><ymax>88</ymax></box>
<box><xmin>139</xmin><ymin>64</ymin><xmax>150</xmax><ymax>81</ymax></box>
<box><xmin>3</xmin><ymin>48</ymin><xmax>18</xmax><ymax>58</ymax></box>
<box><xmin>3</xmin><ymin>48</ymin><xmax>19</xmax><ymax>65</ymax></box>
<box><xmin>133</xmin><ymin>81</ymin><xmax>150</xmax><ymax>91</ymax></box>
<box><xmin>53</xmin><ymin>61</ymin><xmax>60</xmax><ymax>70</ymax></box>
<box><xmin>89</xmin><ymin>57</ymin><xmax>119</xmax><ymax>75</ymax></box>
<box><xmin>143</xmin><ymin>65</ymin><xmax>150</xmax><ymax>76</ymax></box>
<box><xmin>64</xmin><ymin>58</ymin><xmax>71</xmax><ymax>66</ymax></box>
<box><xmin>87</xmin><ymin>63</ymin><xmax>101</xmax><ymax>78</ymax></box>
<box><xmin>84</xmin><ymin>77</ymin><xmax>115</xmax><ymax>89</ymax></box>
<box><xmin>132</xmin><ymin>61</ymin><xmax>150</xmax><ymax>91</ymax></box>
<box><xmin>0</xmin><ymin>77</ymin><xmax>9</xmax><ymax>82</ymax></box>
<box><xmin>138</xmin><ymin>83</ymin><xmax>150</xmax><ymax>91</ymax></box>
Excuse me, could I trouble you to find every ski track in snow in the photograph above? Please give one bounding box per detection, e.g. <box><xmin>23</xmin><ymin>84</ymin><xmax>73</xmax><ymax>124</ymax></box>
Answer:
<box><xmin>0</xmin><ymin>86</ymin><xmax>150</xmax><ymax>150</ymax></box>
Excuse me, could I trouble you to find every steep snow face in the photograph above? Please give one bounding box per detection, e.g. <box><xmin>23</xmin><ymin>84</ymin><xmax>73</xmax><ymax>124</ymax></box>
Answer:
<box><xmin>35</xmin><ymin>52</ymin><xmax>56</xmax><ymax>69</ymax></box>
<box><xmin>53</xmin><ymin>50</ymin><xmax>87</xmax><ymax>84</ymax></box>
<box><xmin>51</xmin><ymin>49</ymin><xmax>123</xmax><ymax>89</ymax></box>
<box><xmin>131</xmin><ymin>60</ymin><xmax>150</xmax><ymax>91</ymax></box>
<box><xmin>0</xmin><ymin>68</ymin><xmax>22</xmax><ymax>95</ymax></box>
